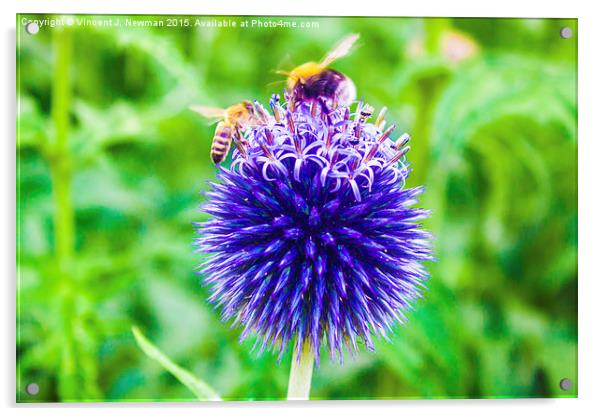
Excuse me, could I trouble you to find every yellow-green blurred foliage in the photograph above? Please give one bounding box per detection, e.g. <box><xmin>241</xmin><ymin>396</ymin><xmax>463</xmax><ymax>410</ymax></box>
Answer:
<box><xmin>17</xmin><ymin>15</ymin><xmax>577</xmax><ymax>402</ymax></box>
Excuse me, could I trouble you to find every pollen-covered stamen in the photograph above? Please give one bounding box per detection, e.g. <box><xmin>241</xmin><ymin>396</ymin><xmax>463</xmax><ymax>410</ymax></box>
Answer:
<box><xmin>375</xmin><ymin>106</ymin><xmax>387</xmax><ymax>129</ymax></box>
<box><xmin>367</xmin><ymin>129</ymin><xmax>390</xmax><ymax>158</ymax></box>
<box><xmin>270</xmin><ymin>94</ymin><xmax>282</xmax><ymax>123</ymax></box>
<box><xmin>354</xmin><ymin>100</ymin><xmax>364</xmax><ymax>122</ymax></box>
<box><xmin>264</xmin><ymin>128</ymin><xmax>274</xmax><ymax>145</ymax></box>
<box><xmin>363</xmin><ymin>142</ymin><xmax>381</xmax><ymax>163</ymax></box>
<box><xmin>349</xmin><ymin>155</ymin><xmax>360</xmax><ymax>171</ymax></box>
<box><xmin>311</xmin><ymin>100</ymin><xmax>319</xmax><ymax>118</ymax></box>
<box><xmin>320</xmin><ymin>149</ymin><xmax>340</xmax><ymax>185</ymax></box>
<box><xmin>325</xmin><ymin>125</ymin><xmax>334</xmax><ymax>150</ymax></box>
<box><xmin>232</xmin><ymin>127</ymin><xmax>249</xmax><ymax>157</ymax></box>
<box><xmin>352</xmin><ymin>117</ymin><xmax>362</xmax><ymax>136</ymax></box>
<box><xmin>339</xmin><ymin>107</ymin><xmax>351</xmax><ymax>134</ymax></box>
<box><xmin>350</xmin><ymin>103</ymin><xmax>373</xmax><ymax>145</ymax></box>
<box><xmin>290</xmin><ymin>135</ymin><xmax>303</xmax><ymax>158</ymax></box>
<box><xmin>364</xmin><ymin>124</ymin><xmax>395</xmax><ymax>162</ymax></box>
<box><xmin>353</xmin><ymin>123</ymin><xmax>362</xmax><ymax>141</ymax></box>
<box><xmin>259</xmin><ymin>141</ymin><xmax>275</xmax><ymax>160</ymax></box>
<box><xmin>316</xmin><ymin>98</ymin><xmax>333</xmax><ymax>124</ymax></box>
<box><xmin>284</xmin><ymin>89</ymin><xmax>299</xmax><ymax>113</ymax></box>
<box><xmin>378</xmin><ymin>124</ymin><xmax>396</xmax><ymax>143</ymax></box>
<box><xmin>347</xmin><ymin>157</ymin><xmax>363</xmax><ymax>185</ymax></box>
<box><xmin>286</xmin><ymin>111</ymin><xmax>296</xmax><ymax>135</ymax></box>
<box><xmin>254</xmin><ymin>100</ymin><xmax>270</xmax><ymax>124</ymax></box>
<box><xmin>347</xmin><ymin>173</ymin><xmax>362</xmax><ymax>201</ymax></box>
<box><xmin>343</xmin><ymin>107</ymin><xmax>350</xmax><ymax>121</ymax></box>
<box><xmin>281</xmin><ymin>139</ymin><xmax>327</xmax><ymax>182</ymax></box>
<box><xmin>395</xmin><ymin>133</ymin><xmax>411</xmax><ymax>150</ymax></box>
<box><xmin>386</xmin><ymin>145</ymin><xmax>411</xmax><ymax>167</ymax></box>
<box><xmin>233</xmin><ymin>136</ymin><xmax>248</xmax><ymax>159</ymax></box>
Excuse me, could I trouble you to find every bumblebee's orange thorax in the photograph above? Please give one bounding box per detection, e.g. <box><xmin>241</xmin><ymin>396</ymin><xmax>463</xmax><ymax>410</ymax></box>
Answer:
<box><xmin>287</xmin><ymin>62</ymin><xmax>323</xmax><ymax>90</ymax></box>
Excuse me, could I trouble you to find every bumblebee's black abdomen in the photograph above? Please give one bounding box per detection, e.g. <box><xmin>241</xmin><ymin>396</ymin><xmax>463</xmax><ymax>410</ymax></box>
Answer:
<box><xmin>291</xmin><ymin>69</ymin><xmax>355</xmax><ymax>108</ymax></box>
<box><xmin>302</xmin><ymin>69</ymin><xmax>346</xmax><ymax>99</ymax></box>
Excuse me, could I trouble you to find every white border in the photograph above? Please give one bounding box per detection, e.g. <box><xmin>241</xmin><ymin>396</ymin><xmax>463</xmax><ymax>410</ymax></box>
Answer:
<box><xmin>5</xmin><ymin>0</ymin><xmax>583</xmax><ymax>18</ymax></box>
<box><xmin>3</xmin><ymin>1</ymin><xmax>601</xmax><ymax>415</ymax></box>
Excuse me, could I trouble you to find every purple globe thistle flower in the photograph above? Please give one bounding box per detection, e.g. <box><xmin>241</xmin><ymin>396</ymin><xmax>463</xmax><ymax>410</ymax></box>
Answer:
<box><xmin>195</xmin><ymin>95</ymin><xmax>432</xmax><ymax>363</ymax></box>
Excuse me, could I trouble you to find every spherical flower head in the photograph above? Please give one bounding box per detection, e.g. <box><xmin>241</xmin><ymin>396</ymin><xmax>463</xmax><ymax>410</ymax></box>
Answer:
<box><xmin>195</xmin><ymin>95</ymin><xmax>432</xmax><ymax>363</ymax></box>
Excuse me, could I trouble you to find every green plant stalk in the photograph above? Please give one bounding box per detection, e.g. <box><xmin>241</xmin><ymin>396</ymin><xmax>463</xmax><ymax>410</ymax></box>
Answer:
<box><xmin>424</xmin><ymin>18</ymin><xmax>449</xmax><ymax>55</ymax></box>
<box><xmin>50</xmin><ymin>26</ymin><xmax>79</xmax><ymax>400</ymax></box>
<box><xmin>287</xmin><ymin>341</ymin><xmax>314</xmax><ymax>400</ymax></box>
<box><xmin>407</xmin><ymin>18</ymin><xmax>451</xmax><ymax>188</ymax></box>
<box><xmin>132</xmin><ymin>327</ymin><xmax>221</xmax><ymax>401</ymax></box>
<box><xmin>51</xmin><ymin>27</ymin><xmax>74</xmax><ymax>270</ymax></box>
<box><xmin>407</xmin><ymin>76</ymin><xmax>449</xmax><ymax>188</ymax></box>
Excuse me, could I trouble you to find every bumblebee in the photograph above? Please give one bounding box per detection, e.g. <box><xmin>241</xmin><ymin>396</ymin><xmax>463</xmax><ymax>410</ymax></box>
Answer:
<box><xmin>191</xmin><ymin>101</ymin><xmax>262</xmax><ymax>164</ymax></box>
<box><xmin>283</xmin><ymin>34</ymin><xmax>359</xmax><ymax>108</ymax></box>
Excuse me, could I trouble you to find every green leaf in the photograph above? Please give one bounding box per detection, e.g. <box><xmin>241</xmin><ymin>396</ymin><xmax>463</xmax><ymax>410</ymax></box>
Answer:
<box><xmin>17</xmin><ymin>94</ymin><xmax>49</xmax><ymax>149</ymax></box>
<box><xmin>131</xmin><ymin>326</ymin><xmax>221</xmax><ymax>401</ymax></box>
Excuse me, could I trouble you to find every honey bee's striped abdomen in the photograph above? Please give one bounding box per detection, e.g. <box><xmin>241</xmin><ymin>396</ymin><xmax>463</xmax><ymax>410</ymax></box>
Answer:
<box><xmin>211</xmin><ymin>122</ymin><xmax>233</xmax><ymax>164</ymax></box>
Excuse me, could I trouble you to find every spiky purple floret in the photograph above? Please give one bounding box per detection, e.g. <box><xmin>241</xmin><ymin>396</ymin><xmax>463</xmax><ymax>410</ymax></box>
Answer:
<box><xmin>195</xmin><ymin>97</ymin><xmax>432</xmax><ymax>363</ymax></box>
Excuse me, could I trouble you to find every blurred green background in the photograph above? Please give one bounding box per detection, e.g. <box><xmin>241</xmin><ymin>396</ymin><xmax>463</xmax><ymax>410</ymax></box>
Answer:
<box><xmin>16</xmin><ymin>15</ymin><xmax>577</xmax><ymax>402</ymax></box>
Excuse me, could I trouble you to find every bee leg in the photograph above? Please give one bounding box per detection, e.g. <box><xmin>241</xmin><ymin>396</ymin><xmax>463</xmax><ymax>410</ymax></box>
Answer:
<box><xmin>289</xmin><ymin>97</ymin><xmax>297</xmax><ymax>113</ymax></box>
<box><xmin>284</xmin><ymin>89</ymin><xmax>296</xmax><ymax>112</ymax></box>
<box><xmin>318</xmin><ymin>98</ymin><xmax>334</xmax><ymax>125</ymax></box>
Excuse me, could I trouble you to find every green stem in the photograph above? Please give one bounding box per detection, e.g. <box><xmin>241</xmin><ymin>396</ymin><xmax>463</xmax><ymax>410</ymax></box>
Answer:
<box><xmin>51</xmin><ymin>27</ymin><xmax>74</xmax><ymax>270</ymax></box>
<box><xmin>287</xmin><ymin>341</ymin><xmax>314</xmax><ymax>400</ymax></box>
<box><xmin>424</xmin><ymin>18</ymin><xmax>449</xmax><ymax>55</ymax></box>
<box><xmin>50</xmin><ymin>26</ymin><xmax>78</xmax><ymax>400</ymax></box>
<box><xmin>406</xmin><ymin>18</ymin><xmax>451</xmax><ymax>188</ymax></box>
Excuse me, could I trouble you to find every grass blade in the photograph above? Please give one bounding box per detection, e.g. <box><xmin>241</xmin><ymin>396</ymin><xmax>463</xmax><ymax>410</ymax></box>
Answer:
<box><xmin>132</xmin><ymin>326</ymin><xmax>221</xmax><ymax>401</ymax></box>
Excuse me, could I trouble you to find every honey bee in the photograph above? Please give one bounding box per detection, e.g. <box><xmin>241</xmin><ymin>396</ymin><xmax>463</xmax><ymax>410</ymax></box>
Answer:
<box><xmin>283</xmin><ymin>34</ymin><xmax>359</xmax><ymax>108</ymax></box>
<box><xmin>191</xmin><ymin>101</ymin><xmax>262</xmax><ymax>164</ymax></box>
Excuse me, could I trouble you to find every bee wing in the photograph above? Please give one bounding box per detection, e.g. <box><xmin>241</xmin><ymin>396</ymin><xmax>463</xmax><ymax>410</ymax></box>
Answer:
<box><xmin>189</xmin><ymin>105</ymin><xmax>227</xmax><ymax>124</ymax></box>
<box><xmin>319</xmin><ymin>33</ymin><xmax>360</xmax><ymax>67</ymax></box>
<box><xmin>274</xmin><ymin>53</ymin><xmax>294</xmax><ymax>77</ymax></box>
<box><xmin>266</xmin><ymin>79</ymin><xmax>287</xmax><ymax>89</ymax></box>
